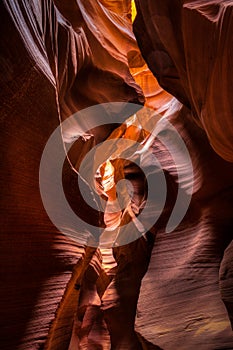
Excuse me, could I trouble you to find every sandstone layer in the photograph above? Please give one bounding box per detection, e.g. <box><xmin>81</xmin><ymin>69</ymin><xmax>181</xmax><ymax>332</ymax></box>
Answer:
<box><xmin>1</xmin><ymin>1</ymin><xmax>233</xmax><ymax>349</ymax></box>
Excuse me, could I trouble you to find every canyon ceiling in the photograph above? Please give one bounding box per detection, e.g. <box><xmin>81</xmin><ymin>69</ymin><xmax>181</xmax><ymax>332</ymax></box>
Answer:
<box><xmin>1</xmin><ymin>0</ymin><xmax>233</xmax><ymax>349</ymax></box>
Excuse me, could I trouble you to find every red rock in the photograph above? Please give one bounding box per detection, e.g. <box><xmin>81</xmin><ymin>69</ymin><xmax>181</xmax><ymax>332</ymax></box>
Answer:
<box><xmin>134</xmin><ymin>0</ymin><xmax>233</xmax><ymax>162</ymax></box>
<box><xmin>1</xmin><ymin>0</ymin><xmax>233</xmax><ymax>349</ymax></box>
<box><xmin>0</xmin><ymin>0</ymin><xmax>143</xmax><ymax>348</ymax></box>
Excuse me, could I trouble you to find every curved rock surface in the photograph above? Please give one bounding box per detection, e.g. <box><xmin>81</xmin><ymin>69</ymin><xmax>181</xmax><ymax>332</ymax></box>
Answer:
<box><xmin>1</xmin><ymin>0</ymin><xmax>233</xmax><ymax>349</ymax></box>
<box><xmin>134</xmin><ymin>0</ymin><xmax>233</xmax><ymax>162</ymax></box>
<box><xmin>0</xmin><ymin>0</ymin><xmax>143</xmax><ymax>349</ymax></box>
<box><xmin>135</xmin><ymin>106</ymin><xmax>233</xmax><ymax>349</ymax></box>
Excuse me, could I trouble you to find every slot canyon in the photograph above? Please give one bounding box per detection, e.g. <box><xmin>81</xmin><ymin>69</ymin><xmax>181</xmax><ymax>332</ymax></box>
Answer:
<box><xmin>1</xmin><ymin>1</ymin><xmax>233</xmax><ymax>349</ymax></box>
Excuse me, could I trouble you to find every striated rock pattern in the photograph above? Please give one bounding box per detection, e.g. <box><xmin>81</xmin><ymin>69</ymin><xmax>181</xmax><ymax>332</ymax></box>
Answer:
<box><xmin>133</xmin><ymin>0</ymin><xmax>233</xmax><ymax>348</ymax></box>
<box><xmin>67</xmin><ymin>102</ymin><xmax>233</xmax><ymax>349</ymax></box>
<box><xmin>135</xmin><ymin>106</ymin><xmax>233</xmax><ymax>349</ymax></box>
<box><xmin>1</xmin><ymin>0</ymin><xmax>233</xmax><ymax>350</ymax></box>
<box><xmin>0</xmin><ymin>0</ymin><xmax>143</xmax><ymax>349</ymax></box>
<box><xmin>134</xmin><ymin>0</ymin><xmax>233</xmax><ymax>163</ymax></box>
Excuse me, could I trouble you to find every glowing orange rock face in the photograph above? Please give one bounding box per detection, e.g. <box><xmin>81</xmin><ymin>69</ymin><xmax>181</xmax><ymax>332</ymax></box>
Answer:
<box><xmin>1</xmin><ymin>0</ymin><xmax>233</xmax><ymax>349</ymax></box>
<box><xmin>134</xmin><ymin>0</ymin><xmax>233</xmax><ymax>162</ymax></box>
<box><xmin>95</xmin><ymin>119</ymin><xmax>146</xmax><ymax>233</ymax></box>
<box><xmin>133</xmin><ymin>1</ymin><xmax>233</xmax><ymax>348</ymax></box>
<box><xmin>0</xmin><ymin>0</ymin><xmax>146</xmax><ymax>349</ymax></box>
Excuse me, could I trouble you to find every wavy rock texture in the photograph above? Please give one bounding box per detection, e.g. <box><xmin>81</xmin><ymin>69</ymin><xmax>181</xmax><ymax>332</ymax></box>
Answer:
<box><xmin>0</xmin><ymin>0</ymin><xmax>144</xmax><ymax>349</ymax></box>
<box><xmin>133</xmin><ymin>0</ymin><xmax>233</xmax><ymax>348</ymax></box>
<box><xmin>134</xmin><ymin>0</ymin><xmax>233</xmax><ymax>163</ymax></box>
<box><xmin>1</xmin><ymin>0</ymin><xmax>233</xmax><ymax>350</ymax></box>
<box><xmin>135</xmin><ymin>106</ymin><xmax>233</xmax><ymax>349</ymax></box>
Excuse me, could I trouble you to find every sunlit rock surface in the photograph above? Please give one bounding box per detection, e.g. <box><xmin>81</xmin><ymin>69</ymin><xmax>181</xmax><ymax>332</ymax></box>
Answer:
<box><xmin>134</xmin><ymin>0</ymin><xmax>233</xmax><ymax>162</ymax></box>
<box><xmin>133</xmin><ymin>0</ymin><xmax>233</xmax><ymax>348</ymax></box>
<box><xmin>0</xmin><ymin>0</ymin><xmax>143</xmax><ymax>349</ymax></box>
<box><xmin>135</xmin><ymin>106</ymin><xmax>233</xmax><ymax>349</ymax></box>
<box><xmin>1</xmin><ymin>0</ymin><xmax>233</xmax><ymax>349</ymax></box>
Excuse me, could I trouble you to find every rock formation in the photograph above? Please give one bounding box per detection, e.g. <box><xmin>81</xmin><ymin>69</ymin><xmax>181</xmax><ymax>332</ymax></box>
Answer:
<box><xmin>0</xmin><ymin>0</ymin><xmax>143</xmax><ymax>348</ymax></box>
<box><xmin>134</xmin><ymin>0</ymin><xmax>233</xmax><ymax>163</ymax></box>
<box><xmin>0</xmin><ymin>0</ymin><xmax>233</xmax><ymax>349</ymax></box>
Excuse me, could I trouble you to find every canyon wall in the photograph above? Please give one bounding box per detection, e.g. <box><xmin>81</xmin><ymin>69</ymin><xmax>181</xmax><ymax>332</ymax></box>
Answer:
<box><xmin>1</xmin><ymin>0</ymin><xmax>233</xmax><ymax>349</ymax></box>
